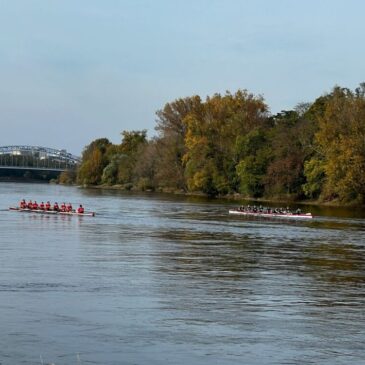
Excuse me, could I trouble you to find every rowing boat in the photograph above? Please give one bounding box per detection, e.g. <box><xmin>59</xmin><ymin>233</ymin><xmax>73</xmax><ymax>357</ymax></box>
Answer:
<box><xmin>9</xmin><ymin>207</ymin><xmax>95</xmax><ymax>217</ymax></box>
<box><xmin>228</xmin><ymin>209</ymin><xmax>312</xmax><ymax>219</ymax></box>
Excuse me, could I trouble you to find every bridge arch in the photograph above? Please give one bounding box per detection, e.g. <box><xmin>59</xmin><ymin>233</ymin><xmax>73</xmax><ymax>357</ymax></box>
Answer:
<box><xmin>0</xmin><ymin>145</ymin><xmax>80</xmax><ymax>172</ymax></box>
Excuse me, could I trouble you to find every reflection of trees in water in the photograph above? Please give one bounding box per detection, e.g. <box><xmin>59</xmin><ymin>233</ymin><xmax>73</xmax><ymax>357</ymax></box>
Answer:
<box><xmin>153</xmin><ymin>229</ymin><xmax>365</xmax><ymax>290</ymax></box>
<box><xmin>152</xmin><ymin>229</ymin><xmax>263</xmax><ymax>280</ymax></box>
<box><xmin>303</xmin><ymin>243</ymin><xmax>365</xmax><ymax>285</ymax></box>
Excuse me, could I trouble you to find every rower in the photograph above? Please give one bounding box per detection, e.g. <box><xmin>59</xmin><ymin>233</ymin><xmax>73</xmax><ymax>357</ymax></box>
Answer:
<box><xmin>32</xmin><ymin>201</ymin><xmax>39</xmax><ymax>210</ymax></box>
<box><xmin>39</xmin><ymin>202</ymin><xmax>45</xmax><ymax>210</ymax></box>
<box><xmin>53</xmin><ymin>202</ymin><xmax>59</xmax><ymax>211</ymax></box>
<box><xmin>45</xmin><ymin>201</ymin><xmax>51</xmax><ymax>210</ymax></box>
<box><xmin>66</xmin><ymin>203</ymin><xmax>73</xmax><ymax>212</ymax></box>
<box><xmin>27</xmin><ymin>200</ymin><xmax>33</xmax><ymax>209</ymax></box>
<box><xmin>77</xmin><ymin>204</ymin><xmax>84</xmax><ymax>214</ymax></box>
<box><xmin>20</xmin><ymin>199</ymin><xmax>26</xmax><ymax>209</ymax></box>
<box><xmin>60</xmin><ymin>202</ymin><xmax>66</xmax><ymax>212</ymax></box>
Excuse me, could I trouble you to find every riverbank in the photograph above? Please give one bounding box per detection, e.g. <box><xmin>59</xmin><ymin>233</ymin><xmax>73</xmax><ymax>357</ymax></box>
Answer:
<box><xmin>71</xmin><ymin>183</ymin><xmax>364</xmax><ymax>208</ymax></box>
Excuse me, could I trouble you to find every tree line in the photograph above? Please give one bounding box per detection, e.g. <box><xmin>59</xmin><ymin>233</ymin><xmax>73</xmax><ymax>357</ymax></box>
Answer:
<box><xmin>61</xmin><ymin>83</ymin><xmax>365</xmax><ymax>204</ymax></box>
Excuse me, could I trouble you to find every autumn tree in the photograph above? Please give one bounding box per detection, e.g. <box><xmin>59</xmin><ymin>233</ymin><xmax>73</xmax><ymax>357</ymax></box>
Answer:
<box><xmin>76</xmin><ymin>83</ymin><xmax>365</xmax><ymax>204</ymax></box>
<box><xmin>312</xmin><ymin>86</ymin><xmax>365</xmax><ymax>202</ymax></box>
<box><xmin>58</xmin><ymin>169</ymin><xmax>77</xmax><ymax>185</ymax></box>
<box><xmin>154</xmin><ymin>96</ymin><xmax>203</xmax><ymax>191</ymax></box>
<box><xmin>132</xmin><ymin>139</ymin><xmax>159</xmax><ymax>190</ymax></box>
<box><xmin>77</xmin><ymin>138</ymin><xmax>112</xmax><ymax>185</ymax></box>
<box><xmin>183</xmin><ymin>90</ymin><xmax>269</xmax><ymax>195</ymax></box>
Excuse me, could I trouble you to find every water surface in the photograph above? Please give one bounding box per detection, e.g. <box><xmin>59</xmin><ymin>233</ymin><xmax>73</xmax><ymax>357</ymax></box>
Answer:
<box><xmin>0</xmin><ymin>183</ymin><xmax>364</xmax><ymax>364</ymax></box>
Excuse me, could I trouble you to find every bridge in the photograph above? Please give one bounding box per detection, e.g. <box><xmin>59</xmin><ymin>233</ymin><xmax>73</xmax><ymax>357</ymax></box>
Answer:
<box><xmin>0</xmin><ymin>145</ymin><xmax>80</xmax><ymax>172</ymax></box>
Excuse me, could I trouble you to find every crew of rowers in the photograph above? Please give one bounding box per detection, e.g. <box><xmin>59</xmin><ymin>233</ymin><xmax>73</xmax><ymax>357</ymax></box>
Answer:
<box><xmin>19</xmin><ymin>199</ymin><xmax>84</xmax><ymax>213</ymax></box>
<box><xmin>237</xmin><ymin>205</ymin><xmax>302</xmax><ymax>215</ymax></box>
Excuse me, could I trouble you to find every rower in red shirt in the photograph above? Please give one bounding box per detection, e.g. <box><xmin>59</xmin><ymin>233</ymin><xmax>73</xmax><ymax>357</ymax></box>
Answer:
<box><xmin>39</xmin><ymin>202</ymin><xmax>45</xmax><ymax>210</ymax></box>
<box><xmin>20</xmin><ymin>199</ymin><xmax>26</xmax><ymax>209</ymax></box>
<box><xmin>53</xmin><ymin>202</ymin><xmax>59</xmax><ymax>211</ymax></box>
<box><xmin>77</xmin><ymin>204</ymin><xmax>84</xmax><ymax>214</ymax></box>
<box><xmin>27</xmin><ymin>200</ymin><xmax>33</xmax><ymax>209</ymax></box>
<box><xmin>60</xmin><ymin>202</ymin><xmax>66</xmax><ymax>212</ymax></box>
<box><xmin>66</xmin><ymin>203</ymin><xmax>73</xmax><ymax>212</ymax></box>
<box><xmin>45</xmin><ymin>201</ymin><xmax>51</xmax><ymax>210</ymax></box>
<box><xmin>32</xmin><ymin>201</ymin><xmax>39</xmax><ymax>210</ymax></box>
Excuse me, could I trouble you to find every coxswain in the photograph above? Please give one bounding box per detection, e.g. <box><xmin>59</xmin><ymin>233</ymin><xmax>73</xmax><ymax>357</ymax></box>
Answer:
<box><xmin>39</xmin><ymin>202</ymin><xmax>45</xmax><ymax>210</ymax></box>
<box><xmin>45</xmin><ymin>201</ymin><xmax>51</xmax><ymax>210</ymax></box>
<box><xmin>77</xmin><ymin>204</ymin><xmax>84</xmax><ymax>214</ymax></box>
<box><xmin>53</xmin><ymin>202</ymin><xmax>59</xmax><ymax>211</ymax></box>
<box><xmin>27</xmin><ymin>200</ymin><xmax>33</xmax><ymax>209</ymax></box>
<box><xmin>32</xmin><ymin>201</ymin><xmax>39</xmax><ymax>210</ymax></box>
<box><xmin>66</xmin><ymin>203</ymin><xmax>73</xmax><ymax>212</ymax></box>
<box><xmin>60</xmin><ymin>202</ymin><xmax>66</xmax><ymax>212</ymax></box>
<box><xmin>20</xmin><ymin>199</ymin><xmax>26</xmax><ymax>209</ymax></box>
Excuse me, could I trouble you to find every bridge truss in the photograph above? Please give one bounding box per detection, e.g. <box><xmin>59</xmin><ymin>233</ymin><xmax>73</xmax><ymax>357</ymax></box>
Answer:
<box><xmin>0</xmin><ymin>145</ymin><xmax>80</xmax><ymax>171</ymax></box>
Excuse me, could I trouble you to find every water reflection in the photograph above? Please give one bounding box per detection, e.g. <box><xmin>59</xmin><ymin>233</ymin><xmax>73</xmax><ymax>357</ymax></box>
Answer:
<box><xmin>304</xmin><ymin>243</ymin><xmax>365</xmax><ymax>284</ymax></box>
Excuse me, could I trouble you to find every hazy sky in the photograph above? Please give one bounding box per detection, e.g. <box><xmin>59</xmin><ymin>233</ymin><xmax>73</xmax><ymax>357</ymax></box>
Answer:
<box><xmin>0</xmin><ymin>0</ymin><xmax>364</xmax><ymax>155</ymax></box>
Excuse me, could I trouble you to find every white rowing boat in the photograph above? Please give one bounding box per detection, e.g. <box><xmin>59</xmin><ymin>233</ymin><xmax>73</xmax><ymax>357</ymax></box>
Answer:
<box><xmin>9</xmin><ymin>207</ymin><xmax>95</xmax><ymax>217</ymax></box>
<box><xmin>228</xmin><ymin>209</ymin><xmax>312</xmax><ymax>219</ymax></box>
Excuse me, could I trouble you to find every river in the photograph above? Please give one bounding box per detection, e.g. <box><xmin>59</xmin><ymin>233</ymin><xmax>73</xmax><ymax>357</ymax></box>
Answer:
<box><xmin>0</xmin><ymin>182</ymin><xmax>364</xmax><ymax>365</ymax></box>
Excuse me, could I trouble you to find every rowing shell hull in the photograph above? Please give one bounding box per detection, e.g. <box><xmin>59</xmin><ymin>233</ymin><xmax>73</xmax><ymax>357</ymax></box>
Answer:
<box><xmin>229</xmin><ymin>209</ymin><xmax>312</xmax><ymax>219</ymax></box>
<box><xmin>9</xmin><ymin>207</ymin><xmax>95</xmax><ymax>217</ymax></box>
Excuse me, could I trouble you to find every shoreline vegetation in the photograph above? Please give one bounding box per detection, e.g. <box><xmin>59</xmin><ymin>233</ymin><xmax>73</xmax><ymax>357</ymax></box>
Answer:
<box><xmin>60</xmin><ymin>83</ymin><xmax>365</xmax><ymax>207</ymax></box>
<box><xmin>72</xmin><ymin>183</ymin><xmax>363</xmax><ymax>208</ymax></box>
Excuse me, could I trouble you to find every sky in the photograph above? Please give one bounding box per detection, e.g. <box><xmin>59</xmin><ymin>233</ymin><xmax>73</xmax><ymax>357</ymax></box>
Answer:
<box><xmin>0</xmin><ymin>0</ymin><xmax>364</xmax><ymax>155</ymax></box>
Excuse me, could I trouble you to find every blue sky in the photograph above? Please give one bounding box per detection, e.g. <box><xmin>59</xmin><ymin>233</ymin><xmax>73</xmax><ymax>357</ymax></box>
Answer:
<box><xmin>0</xmin><ymin>0</ymin><xmax>364</xmax><ymax>155</ymax></box>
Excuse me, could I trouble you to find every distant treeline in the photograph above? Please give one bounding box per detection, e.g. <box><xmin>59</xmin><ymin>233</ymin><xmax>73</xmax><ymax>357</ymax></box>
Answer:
<box><xmin>61</xmin><ymin>83</ymin><xmax>365</xmax><ymax>204</ymax></box>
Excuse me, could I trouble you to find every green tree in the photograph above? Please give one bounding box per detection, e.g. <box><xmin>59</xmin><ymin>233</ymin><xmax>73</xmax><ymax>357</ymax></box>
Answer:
<box><xmin>302</xmin><ymin>157</ymin><xmax>326</xmax><ymax>198</ymax></box>
<box><xmin>235</xmin><ymin>128</ymin><xmax>270</xmax><ymax>197</ymax></box>
<box><xmin>77</xmin><ymin>138</ymin><xmax>112</xmax><ymax>185</ymax></box>
<box><xmin>102</xmin><ymin>130</ymin><xmax>148</xmax><ymax>186</ymax></box>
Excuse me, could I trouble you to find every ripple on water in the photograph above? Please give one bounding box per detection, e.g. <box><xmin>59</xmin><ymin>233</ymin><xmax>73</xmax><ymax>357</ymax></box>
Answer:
<box><xmin>0</xmin><ymin>184</ymin><xmax>365</xmax><ymax>364</ymax></box>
